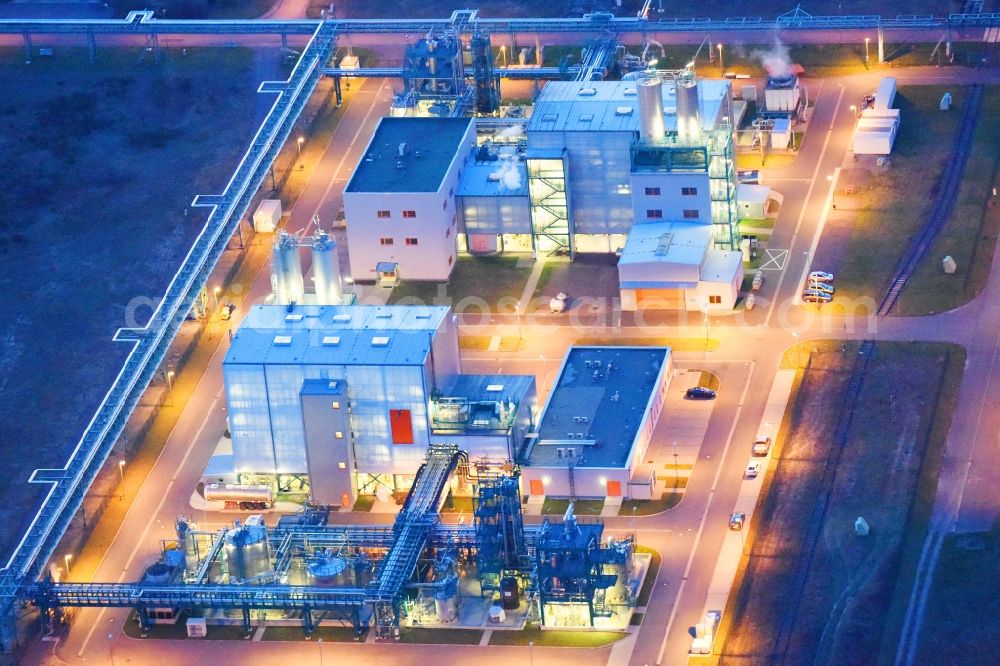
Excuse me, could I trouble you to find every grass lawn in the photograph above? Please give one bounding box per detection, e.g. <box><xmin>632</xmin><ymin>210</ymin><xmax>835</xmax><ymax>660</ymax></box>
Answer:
<box><xmin>262</xmin><ymin>625</ymin><xmax>364</xmax><ymax>642</ymax></box>
<box><xmin>397</xmin><ymin>628</ymin><xmax>483</xmax><ymax>645</ymax></box>
<box><xmin>573</xmin><ymin>337</ymin><xmax>720</xmax><ymax>352</ymax></box>
<box><xmin>439</xmin><ymin>494</ymin><xmax>475</xmax><ymax>513</ymax></box>
<box><xmin>488</xmin><ymin>627</ymin><xmax>626</xmax><ymax>647</ymax></box>
<box><xmin>352</xmin><ymin>495</ymin><xmax>375</xmax><ymax>512</ymax></box>
<box><xmin>388</xmin><ymin>256</ymin><xmax>531</xmax><ymax>311</ymax></box>
<box><xmin>635</xmin><ymin>545</ymin><xmax>661</xmax><ymax>606</ymax></box>
<box><xmin>719</xmin><ymin>342</ymin><xmax>964</xmax><ymax>664</ymax></box>
<box><xmin>0</xmin><ymin>46</ymin><xmax>262</xmax><ymax>562</ymax></box>
<box><xmin>915</xmin><ymin>530</ymin><xmax>1000</xmax><ymax>663</ymax></box>
<box><xmin>541</xmin><ymin>498</ymin><xmax>604</xmax><ymax>515</ymax></box>
<box><xmin>618</xmin><ymin>492</ymin><xmax>682</xmax><ymax>517</ymax></box>
<box><xmin>830</xmin><ymin>86</ymin><xmax>967</xmax><ymax>310</ymax></box>
<box><xmin>896</xmin><ymin>86</ymin><xmax>1000</xmax><ymax>315</ymax></box>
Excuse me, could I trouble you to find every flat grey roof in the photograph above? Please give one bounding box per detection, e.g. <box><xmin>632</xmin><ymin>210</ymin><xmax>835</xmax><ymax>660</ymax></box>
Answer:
<box><xmin>523</xmin><ymin>346</ymin><xmax>669</xmax><ymax>468</ymax></box>
<box><xmin>345</xmin><ymin>117</ymin><xmax>471</xmax><ymax>193</ymax></box>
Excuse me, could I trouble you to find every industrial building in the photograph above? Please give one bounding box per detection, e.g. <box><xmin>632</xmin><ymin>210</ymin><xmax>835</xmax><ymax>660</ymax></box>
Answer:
<box><xmin>518</xmin><ymin>346</ymin><xmax>672</xmax><ymax>501</ymax></box>
<box><xmin>222</xmin><ymin>304</ymin><xmax>537</xmax><ymax>506</ymax></box>
<box><xmin>343</xmin><ymin>70</ymin><xmax>744</xmax><ymax>310</ymax></box>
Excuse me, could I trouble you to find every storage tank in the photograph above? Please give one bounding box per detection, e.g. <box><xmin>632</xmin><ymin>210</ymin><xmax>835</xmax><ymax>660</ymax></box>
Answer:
<box><xmin>224</xmin><ymin>516</ymin><xmax>271</xmax><ymax>582</ymax></box>
<box><xmin>271</xmin><ymin>231</ymin><xmax>304</xmax><ymax>304</ymax></box>
<box><xmin>635</xmin><ymin>70</ymin><xmax>665</xmax><ymax>144</ymax></box>
<box><xmin>307</xmin><ymin>554</ymin><xmax>348</xmax><ymax>584</ymax></box>
<box><xmin>675</xmin><ymin>69</ymin><xmax>701</xmax><ymax>142</ymax></box>
<box><xmin>311</xmin><ymin>230</ymin><xmax>342</xmax><ymax>305</ymax></box>
<box><xmin>435</xmin><ymin>589</ymin><xmax>458</xmax><ymax>622</ymax></box>
<box><xmin>500</xmin><ymin>575</ymin><xmax>520</xmax><ymax>610</ymax></box>
<box><xmin>144</xmin><ymin>562</ymin><xmax>172</xmax><ymax>584</ymax></box>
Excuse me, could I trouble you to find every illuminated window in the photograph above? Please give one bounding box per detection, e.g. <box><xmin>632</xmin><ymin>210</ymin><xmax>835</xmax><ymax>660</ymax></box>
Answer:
<box><xmin>335</xmin><ymin>431</ymin><xmax>344</xmax><ymax>439</ymax></box>
<box><xmin>406</xmin><ymin>238</ymin><xmax>418</xmax><ymax>246</ymax></box>
<box><xmin>331</xmin><ymin>401</ymin><xmax>340</xmax><ymax>409</ymax></box>
<box><xmin>403</xmin><ymin>210</ymin><xmax>416</xmax><ymax>218</ymax></box>
<box><xmin>708</xmin><ymin>295</ymin><xmax>722</xmax><ymax>304</ymax></box>
<box><xmin>338</xmin><ymin>462</ymin><xmax>347</xmax><ymax>469</ymax></box>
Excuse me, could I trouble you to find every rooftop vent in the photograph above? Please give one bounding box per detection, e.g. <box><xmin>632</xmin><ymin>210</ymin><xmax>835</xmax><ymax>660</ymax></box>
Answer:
<box><xmin>321</xmin><ymin>336</ymin><xmax>341</xmax><ymax>346</ymax></box>
<box><xmin>623</xmin><ymin>88</ymin><xmax>637</xmax><ymax>96</ymax></box>
<box><xmin>332</xmin><ymin>314</ymin><xmax>351</xmax><ymax>323</ymax></box>
<box><xmin>578</xmin><ymin>87</ymin><xmax>597</xmax><ymax>96</ymax></box>
<box><xmin>486</xmin><ymin>384</ymin><xmax>505</xmax><ymax>392</ymax></box>
<box><xmin>285</xmin><ymin>313</ymin><xmax>304</xmax><ymax>322</ymax></box>
<box><xmin>578</xmin><ymin>113</ymin><xmax>595</xmax><ymax>122</ymax></box>
<box><xmin>371</xmin><ymin>336</ymin><xmax>390</xmax><ymax>347</ymax></box>
<box><xmin>654</xmin><ymin>233</ymin><xmax>673</xmax><ymax>256</ymax></box>
<box><xmin>615</xmin><ymin>106</ymin><xmax>634</xmax><ymax>116</ymax></box>
<box><xmin>541</xmin><ymin>113</ymin><xmax>558</xmax><ymax>122</ymax></box>
<box><xmin>273</xmin><ymin>335</ymin><xmax>293</xmax><ymax>346</ymax></box>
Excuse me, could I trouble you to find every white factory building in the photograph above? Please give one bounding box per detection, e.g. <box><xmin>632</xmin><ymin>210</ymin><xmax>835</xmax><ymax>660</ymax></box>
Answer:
<box><xmin>223</xmin><ymin>304</ymin><xmax>537</xmax><ymax>506</ymax></box>
<box><xmin>342</xmin><ymin>71</ymin><xmax>744</xmax><ymax>310</ymax></box>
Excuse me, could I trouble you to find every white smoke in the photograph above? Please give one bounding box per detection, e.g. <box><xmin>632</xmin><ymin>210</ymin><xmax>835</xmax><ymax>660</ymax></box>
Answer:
<box><xmin>494</xmin><ymin>124</ymin><xmax>524</xmax><ymax>140</ymax></box>
<box><xmin>753</xmin><ymin>37</ymin><xmax>793</xmax><ymax>78</ymax></box>
<box><xmin>490</xmin><ymin>156</ymin><xmax>523</xmax><ymax>191</ymax></box>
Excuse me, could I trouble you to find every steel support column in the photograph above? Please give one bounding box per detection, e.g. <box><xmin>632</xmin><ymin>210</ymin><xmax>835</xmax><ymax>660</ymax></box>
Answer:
<box><xmin>22</xmin><ymin>31</ymin><xmax>31</xmax><ymax>63</ymax></box>
<box><xmin>242</xmin><ymin>603</ymin><xmax>252</xmax><ymax>635</ymax></box>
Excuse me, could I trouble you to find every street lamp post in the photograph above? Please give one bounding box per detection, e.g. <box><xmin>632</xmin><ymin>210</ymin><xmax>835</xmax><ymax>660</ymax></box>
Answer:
<box><xmin>296</xmin><ymin>136</ymin><xmax>305</xmax><ymax>157</ymax></box>
<box><xmin>63</xmin><ymin>554</ymin><xmax>72</xmax><ymax>579</ymax></box>
<box><xmin>849</xmin><ymin>104</ymin><xmax>857</xmax><ymax>119</ymax></box>
<box><xmin>515</xmin><ymin>300</ymin><xmax>523</xmax><ymax>343</ymax></box>
<box><xmin>865</xmin><ymin>37</ymin><xmax>871</xmax><ymax>65</ymax></box>
<box><xmin>166</xmin><ymin>370</ymin><xmax>175</xmax><ymax>407</ymax></box>
<box><xmin>212</xmin><ymin>286</ymin><xmax>221</xmax><ymax>314</ymax></box>
<box><xmin>717</xmin><ymin>43</ymin><xmax>724</xmax><ymax>72</ymax></box>
<box><xmin>827</xmin><ymin>174</ymin><xmax>837</xmax><ymax>209</ymax></box>
<box><xmin>499</xmin><ymin>45</ymin><xmax>506</xmax><ymax>68</ymax></box>
<box><xmin>528</xmin><ymin>640</ymin><xmax>535</xmax><ymax>666</ymax></box>
<box><xmin>793</xmin><ymin>332</ymin><xmax>800</xmax><ymax>367</ymax></box>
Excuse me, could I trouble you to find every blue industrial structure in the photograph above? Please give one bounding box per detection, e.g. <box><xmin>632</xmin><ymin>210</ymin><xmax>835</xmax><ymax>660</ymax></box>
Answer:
<box><xmin>31</xmin><ymin>446</ymin><xmax>633</xmax><ymax>638</ymax></box>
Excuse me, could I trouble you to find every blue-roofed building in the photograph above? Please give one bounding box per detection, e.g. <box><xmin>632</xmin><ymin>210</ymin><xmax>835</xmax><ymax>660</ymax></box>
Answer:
<box><xmin>222</xmin><ymin>304</ymin><xmax>536</xmax><ymax>506</ymax></box>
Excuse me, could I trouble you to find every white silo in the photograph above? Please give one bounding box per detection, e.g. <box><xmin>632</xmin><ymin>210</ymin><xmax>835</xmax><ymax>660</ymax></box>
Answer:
<box><xmin>271</xmin><ymin>231</ymin><xmax>304</xmax><ymax>304</ymax></box>
<box><xmin>636</xmin><ymin>70</ymin><xmax>665</xmax><ymax>144</ymax></box>
<box><xmin>311</xmin><ymin>229</ymin><xmax>343</xmax><ymax>305</ymax></box>
<box><xmin>675</xmin><ymin>69</ymin><xmax>701</xmax><ymax>142</ymax></box>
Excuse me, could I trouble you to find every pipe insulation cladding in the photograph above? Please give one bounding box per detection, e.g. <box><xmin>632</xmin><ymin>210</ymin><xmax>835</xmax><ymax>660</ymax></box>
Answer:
<box><xmin>636</xmin><ymin>70</ymin><xmax>665</xmax><ymax>144</ymax></box>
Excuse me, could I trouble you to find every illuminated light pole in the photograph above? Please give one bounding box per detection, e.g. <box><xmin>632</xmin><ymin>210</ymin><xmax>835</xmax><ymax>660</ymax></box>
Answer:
<box><xmin>717</xmin><ymin>43</ymin><xmax>724</xmax><ymax>72</ymax></box>
<box><xmin>213</xmin><ymin>286</ymin><xmax>221</xmax><ymax>314</ymax></box>
<box><xmin>499</xmin><ymin>45</ymin><xmax>506</xmax><ymax>68</ymax></box>
<box><xmin>515</xmin><ymin>300</ymin><xmax>523</xmax><ymax>343</ymax></box>
<box><xmin>118</xmin><ymin>459</ymin><xmax>125</xmax><ymax>483</ymax></box>
<box><xmin>827</xmin><ymin>174</ymin><xmax>837</xmax><ymax>209</ymax></box>
<box><xmin>63</xmin><ymin>553</ymin><xmax>72</xmax><ymax>579</ymax></box>
<box><xmin>793</xmin><ymin>332</ymin><xmax>800</xmax><ymax>367</ymax></box>
<box><xmin>166</xmin><ymin>370</ymin><xmax>175</xmax><ymax>407</ymax></box>
<box><xmin>865</xmin><ymin>37</ymin><xmax>871</xmax><ymax>65</ymax></box>
<box><xmin>296</xmin><ymin>136</ymin><xmax>305</xmax><ymax>157</ymax></box>
<box><xmin>849</xmin><ymin>104</ymin><xmax>857</xmax><ymax>119</ymax></box>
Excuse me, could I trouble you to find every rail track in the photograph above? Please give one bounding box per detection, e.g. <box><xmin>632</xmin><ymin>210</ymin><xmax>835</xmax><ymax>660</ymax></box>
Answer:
<box><xmin>772</xmin><ymin>340</ymin><xmax>878</xmax><ymax>663</ymax></box>
<box><xmin>877</xmin><ymin>84</ymin><xmax>984</xmax><ymax>316</ymax></box>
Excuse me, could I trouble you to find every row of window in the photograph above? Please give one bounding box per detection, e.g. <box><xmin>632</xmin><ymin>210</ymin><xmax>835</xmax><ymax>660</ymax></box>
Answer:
<box><xmin>380</xmin><ymin>237</ymin><xmax>419</xmax><ymax>246</ymax></box>
<box><xmin>646</xmin><ymin>209</ymin><xmax>700</xmax><ymax>220</ymax></box>
<box><xmin>377</xmin><ymin>210</ymin><xmax>418</xmax><ymax>219</ymax></box>
<box><xmin>644</xmin><ymin>186</ymin><xmax>698</xmax><ymax>196</ymax></box>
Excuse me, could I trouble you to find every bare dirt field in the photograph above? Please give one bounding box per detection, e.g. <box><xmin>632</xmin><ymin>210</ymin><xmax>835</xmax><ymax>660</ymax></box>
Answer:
<box><xmin>718</xmin><ymin>342</ymin><xmax>963</xmax><ymax>665</ymax></box>
<box><xmin>0</xmin><ymin>46</ymin><xmax>269</xmax><ymax>562</ymax></box>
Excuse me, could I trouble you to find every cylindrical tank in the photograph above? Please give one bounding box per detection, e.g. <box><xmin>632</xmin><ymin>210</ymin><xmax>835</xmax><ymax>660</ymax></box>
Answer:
<box><xmin>271</xmin><ymin>231</ymin><xmax>304</xmax><ymax>305</ymax></box>
<box><xmin>636</xmin><ymin>70</ymin><xmax>665</xmax><ymax>144</ymax></box>
<box><xmin>500</xmin><ymin>576</ymin><xmax>520</xmax><ymax>610</ymax></box>
<box><xmin>435</xmin><ymin>590</ymin><xmax>458</xmax><ymax>622</ymax></box>
<box><xmin>225</xmin><ymin>520</ymin><xmax>271</xmax><ymax>582</ymax></box>
<box><xmin>675</xmin><ymin>69</ymin><xmax>701</xmax><ymax>142</ymax></box>
<box><xmin>307</xmin><ymin>555</ymin><xmax>347</xmax><ymax>584</ymax></box>
<box><xmin>144</xmin><ymin>562</ymin><xmax>171</xmax><ymax>584</ymax></box>
<box><xmin>311</xmin><ymin>230</ymin><xmax>342</xmax><ymax>305</ymax></box>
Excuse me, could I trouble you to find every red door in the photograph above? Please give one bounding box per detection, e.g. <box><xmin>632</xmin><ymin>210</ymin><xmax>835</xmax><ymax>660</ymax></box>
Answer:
<box><xmin>529</xmin><ymin>479</ymin><xmax>544</xmax><ymax>496</ymax></box>
<box><xmin>607</xmin><ymin>481</ymin><xmax>622</xmax><ymax>497</ymax></box>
